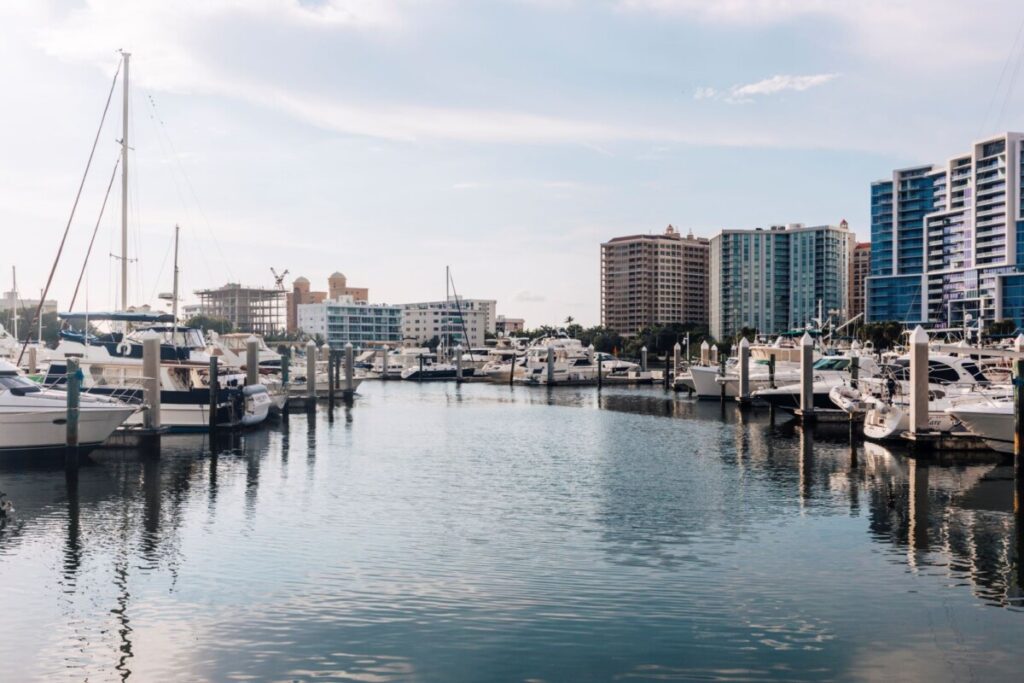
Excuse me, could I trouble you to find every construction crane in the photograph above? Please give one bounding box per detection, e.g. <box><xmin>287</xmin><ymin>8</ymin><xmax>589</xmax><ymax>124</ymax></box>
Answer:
<box><xmin>270</xmin><ymin>267</ymin><xmax>289</xmax><ymax>291</ymax></box>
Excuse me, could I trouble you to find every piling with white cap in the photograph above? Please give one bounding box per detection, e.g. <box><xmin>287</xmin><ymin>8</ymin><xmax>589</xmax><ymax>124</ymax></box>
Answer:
<box><xmin>546</xmin><ymin>346</ymin><xmax>555</xmax><ymax>384</ymax></box>
<box><xmin>345</xmin><ymin>342</ymin><xmax>354</xmax><ymax>394</ymax></box>
<box><xmin>673</xmin><ymin>342</ymin><xmax>681</xmax><ymax>379</ymax></box>
<box><xmin>640</xmin><ymin>346</ymin><xmax>648</xmax><ymax>372</ymax></box>
<box><xmin>737</xmin><ymin>337</ymin><xmax>751</xmax><ymax>404</ymax></box>
<box><xmin>709</xmin><ymin>343</ymin><xmax>718</xmax><ymax>366</ymax></box>
<box><xmin>909</xmin><ymin>325</ymin><xmax>929</xmax><ymax>435</ymax></box>
<box><xmin>142</xmin><ymin>331</ymin><xmax>161</xmax><ymax>431</ymax></box>
<box><xmin>65</xmin><ymin>356</ymin><xmax>81</xmax><ymax>457</ymax></box>
<box><xmin>455</xmin><ymin>344</ymin><xmax>463</xmax><ymax>384</ymax></box>
<box><xmin>306</xmin><ymin>339</ymin><xmax>317</xmax><ymax>402</ymax></box>
<box><xmin>799</xmin><ymin>332</ymin><xmax>814</xmax><ymax>416</ymax></box>
<box><xmin>700</xmin><ymin>340</ymin><xmax>710</xmax><ymax>366</ymax></box>
<box><xmin>246</xmin><ymin>336</ymin><xmax>260</xmax><ymax>387</ymax></box>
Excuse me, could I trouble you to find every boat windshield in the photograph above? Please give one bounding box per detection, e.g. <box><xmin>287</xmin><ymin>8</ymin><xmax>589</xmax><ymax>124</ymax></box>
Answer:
<box><xmin>812</xmin><ymin>358</ymin><xmax>849</xmax><ymax>371</ymax></box>
<box><xmin>0</xmin><ymin>375</ymin><xmax>41</xmax><ymax>393</ymax></box>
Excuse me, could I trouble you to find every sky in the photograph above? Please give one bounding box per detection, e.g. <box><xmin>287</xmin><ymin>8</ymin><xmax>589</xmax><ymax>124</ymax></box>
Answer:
<box><xmin>2</xmin><ymin>0</ymin><xmax>1024</xmax><ymax>327</ymax></box>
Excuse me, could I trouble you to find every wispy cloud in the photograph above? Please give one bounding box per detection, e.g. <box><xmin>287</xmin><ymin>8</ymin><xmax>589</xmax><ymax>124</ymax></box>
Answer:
<box><xmin>514</xmin><ymin>290</ymin><xmax>547</xmax><ymax>303</ymax></box>
<box><xmin>695</xmin><ymin>73</ymin><xmax>838</xmax><ymax>104</ymax></box>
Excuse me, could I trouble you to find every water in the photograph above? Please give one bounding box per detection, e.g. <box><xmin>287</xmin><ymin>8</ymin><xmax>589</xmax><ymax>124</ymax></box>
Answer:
<box><xmin>1</xmin><ymin>382</ymin><xmax>1023</xmax><ymax>682</ymax></box>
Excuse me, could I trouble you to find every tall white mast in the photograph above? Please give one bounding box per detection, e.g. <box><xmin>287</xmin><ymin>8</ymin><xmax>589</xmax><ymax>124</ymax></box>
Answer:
<box><xmin>10</xmin><ymin>266</ymin><xmax>17</xmax><ymax>340</ymax></box>
<box><xmin>172</xmin><ymin>225</ymin><xmax>180</xmax><ymax>340</ymax></box>
<box><xmin>120</xmin><ymin>51</ymin><xmax>130</xmax><ymax>311</ymax></box>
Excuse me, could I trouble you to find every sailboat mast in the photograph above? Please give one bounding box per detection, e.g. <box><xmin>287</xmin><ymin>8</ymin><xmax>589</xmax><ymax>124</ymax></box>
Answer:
<box><xmin>172</xmin><ymin>225</ymin><xmax>180</xmax><ymax>340</ymax></box>
<box><xmin>11</xmin><ymin>266</ymin><xmax>17</xmax><ymax>340</ymax></box>
<box><xmin>120</xmin><ymin>51</ymin><xmax>130</xmax><ymax>311</ymax></box>
<box><xmin>38</xmin><ymin>288</ymin><xmax>43</xmax><ymax>343</ymax></box>
<box><xmin>445</xmin><ymin>265</ymin><xmax>450</xmax><ymax>358</ymax></box>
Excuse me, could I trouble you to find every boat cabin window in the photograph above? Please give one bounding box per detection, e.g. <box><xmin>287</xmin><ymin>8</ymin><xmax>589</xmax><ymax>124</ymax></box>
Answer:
<box><xmin>927</xmin><ymin>360</ymin><xmax>962</xmax><ymax>384</ymax></box>
<box><xmin>959</xmin><ymin>361</ymin><xmax>987</xmax><ymax>382</ymax></box>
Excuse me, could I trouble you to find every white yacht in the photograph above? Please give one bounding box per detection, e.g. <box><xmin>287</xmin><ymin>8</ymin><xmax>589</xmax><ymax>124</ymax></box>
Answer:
<box><xmin>43</xmin><ymin>356</ymin><xmax>271</xmax><ymax>432</ymax></box>
<box><xmin>207</xmin><ymin>332</ymin><xmax>282</xmax><ymax>369</ymax></box>
<box><xmin>0</xmin><ymin>360</ymin><xmax>137</xmax><ymax>452</ymax></box>
<box><xmin>853</xmin><ymin>355</ymin><xmax>993</xmax><ymax>441</ymax></box>
<box><xmin>946</xmin><ymin>397</ymin><xmax>1016</xmax><ymax>454</ymax></box>
<box><xmin>752</xmin><ymin>354</ymin><xmax>882</xmax><ymax>410</ymax></box>
<box><xmin>513</xmin><ymin>335</ymin><xmax>599</xmax><ymax>385</ymax></box>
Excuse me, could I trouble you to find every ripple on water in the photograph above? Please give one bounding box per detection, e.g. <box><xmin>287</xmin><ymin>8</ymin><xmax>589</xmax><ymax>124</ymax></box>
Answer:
<box><xmin>0</xmin><ymin>383</ymin><xmax>1021</xmax><ymax>682</ymax></box>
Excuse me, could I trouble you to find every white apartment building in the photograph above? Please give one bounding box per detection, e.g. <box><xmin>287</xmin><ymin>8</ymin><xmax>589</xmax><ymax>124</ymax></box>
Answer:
<box><xmin>401</xmin><ymin>299</ymin><xmax>490</xmax><ymax>347</ymax></box>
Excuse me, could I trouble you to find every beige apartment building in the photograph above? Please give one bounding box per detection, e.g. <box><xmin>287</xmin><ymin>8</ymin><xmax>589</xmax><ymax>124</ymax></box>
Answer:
<box><xmin>600</xmin><ymin>225</ymin><xmax>710</xmax><ymax>336</ymax></box>
<box><xmin>848</xmin><ymin>242</ymin><xmax>871</xmax><ymax>321</ymax></box>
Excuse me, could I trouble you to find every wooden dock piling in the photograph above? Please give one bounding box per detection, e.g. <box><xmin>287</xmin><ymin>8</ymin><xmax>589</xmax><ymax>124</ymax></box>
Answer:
<box><xmin>65</xmin><ymin>356</ymin><xmax>81</xmax><ymax>464</ymax></box>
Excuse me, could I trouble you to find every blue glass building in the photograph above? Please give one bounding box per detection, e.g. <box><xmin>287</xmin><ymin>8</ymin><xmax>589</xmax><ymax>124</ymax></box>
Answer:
<box><xmin>866</xmin><ymin>133</ymin><xmax>1024</xmax><ymax>329</ymax></box>
<box><xmin>710</xmin><ymin>222</ymin><xmax>853</xmax><ymax>339</ymax></box>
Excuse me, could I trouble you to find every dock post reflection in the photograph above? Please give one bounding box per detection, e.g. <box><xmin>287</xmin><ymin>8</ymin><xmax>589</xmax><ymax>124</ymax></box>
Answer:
<box><xmin>798</xmin><ymin>424</ymin><xmax>813</xmax><ymax>508</ymax></box>
<box><xmin>63</xmin><ymin>465</ymin><xmax>81</xmax><ymax>585</ymax></box>
<box><xmin>908</xmin><ymin>458</ymin><xmax>929</xmax><ymax>553</ymax></box>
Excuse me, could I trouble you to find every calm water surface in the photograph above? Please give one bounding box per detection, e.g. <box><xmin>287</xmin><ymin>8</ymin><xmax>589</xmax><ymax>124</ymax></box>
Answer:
<box><xmin>1</xmin><ymin>382</ymin><xmax>1023</xmax><ymax>682</ymax></box>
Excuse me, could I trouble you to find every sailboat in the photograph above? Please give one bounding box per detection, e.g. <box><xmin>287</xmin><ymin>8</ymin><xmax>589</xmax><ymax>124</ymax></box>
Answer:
<box><xmin>47</xmin><ymin>57</ymin><xmax>272</xmax><ymax>430</ymax></box>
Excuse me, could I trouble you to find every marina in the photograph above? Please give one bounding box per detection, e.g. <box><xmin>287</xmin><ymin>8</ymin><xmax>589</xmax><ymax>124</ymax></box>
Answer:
<box><xmin>6</xmin><ymin>3</ymin><xmax>1024</xmax><ymax>680</ymax></box>
<box><xmin>1</xmin><ymin>381</ymin><xmax>1023</xmax><ymax>681</ymax></box>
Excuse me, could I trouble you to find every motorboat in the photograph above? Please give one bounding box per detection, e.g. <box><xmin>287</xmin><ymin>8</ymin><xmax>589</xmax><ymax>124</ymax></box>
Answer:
<box><xmin>207</xmin><ymin>331</ymin><xmax>282</xmax><ymax>370</ymax></box>
<box><xmin>852</xmin><ymin>355</ymin><xmax>994</xmax><ymax>441</ymax></box>
<box><xmin>0</xmin><ymin>360</ymin><xmax>137</xmax><ymax>452</ymax></box>
<box><xmin>400</xmin><ymin>359</ymin><xmax>472</xmax><ymax>381</ymax></box>
<box><xmin>946</xmin><ymin>398</ymin><xmax>1015</xmax><ymax>454</ymax></box>
<box><xmin>54</xmin><ymin>312</ymin><xmax>210</xmax><ymax>363</ymax></box>
<box><xmin>690</xmin><ymin>359</ymin><xmax>802</xmax><ymax>399</ymax></box>
<box><xmin>42</xmin><ymin>357</ymin><xmax>269</xmax><ymax>432</ymax></box>
<box><xmin>752</xmin><ymin>355</ymin><xmax>882</xmax><ymax>411</ymax></box>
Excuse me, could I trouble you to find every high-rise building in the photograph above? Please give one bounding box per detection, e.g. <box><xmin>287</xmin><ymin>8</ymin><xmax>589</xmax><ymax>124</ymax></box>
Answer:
<box><xmin>848</xmin><ymin>242</ymin><xmax>871</xmax><ymax>321</ymax></box>
<box><xmin>866</xmin><ymin>132</ymin><xmax>1024</xmax><ymax>327</ymax></box>
<box><xmin>297</xmin><ymin>295</ymin><xmax>402</xmax><ymax>347</ymax></box>
<box><xmin>709</xmin><ymin>222</ymin><xmax>853</xmax><ymax>340</ymax></box>
<box><xmin>600</xmin><ymin>225</ymin><xmax>709</xmax><ymax>336</ymax></box>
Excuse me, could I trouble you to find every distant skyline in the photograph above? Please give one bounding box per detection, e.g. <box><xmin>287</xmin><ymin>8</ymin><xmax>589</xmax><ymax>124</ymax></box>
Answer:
<box><xmin>2</xmin><ymin>0</ymin><xmax>1024</xmax><ymax>326</ymax></box>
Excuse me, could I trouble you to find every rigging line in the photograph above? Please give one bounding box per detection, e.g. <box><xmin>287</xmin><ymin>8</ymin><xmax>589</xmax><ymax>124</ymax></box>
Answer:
<box><xmin>149</xmin><ymin>232</ymin><xmax>175</xmax><ymax>304</ymax></box>
<box><xmin>146</xmin><ymin>90</ymin><xmax>235</xmax><ymax>282</ymax></box>
<box><xmin>996</xmin><ymin>30</ymin><xmax>1024</xmax><ymax>130</ymax></box>
<box><xmin>447</xmin><ymin>270</ymin><xmax>475</xmax><ymax>360</ymax></box>
<box><xmin>17</xmin><ymin>55</ymin><xmax>122</xmax><ymax>366</ymax></box>
<box><xmin>140</xmin><ymin>91</ymin><xmax>216</xmax><ymax>287</ymax></box>
<box><xmin>70</xmin><ymin>156</ymin><xmax>121</xmax><ymax>311</ymax></box>
<box><xmin>980</xmin><ymin>12</ymin><xmax>1024</xmax><ymax>135</ymax></box>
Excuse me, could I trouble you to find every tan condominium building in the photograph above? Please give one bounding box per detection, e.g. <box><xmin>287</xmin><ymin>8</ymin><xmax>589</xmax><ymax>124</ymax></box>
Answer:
<box><xmin>601</xmin><ymin>225</ymin><xmax>710</xmax><ymax>336</ymax></box>
<box><xmin>848</xmin><ymin>242</ymin><xmax>871</xmax><ymax>322</ymax></box>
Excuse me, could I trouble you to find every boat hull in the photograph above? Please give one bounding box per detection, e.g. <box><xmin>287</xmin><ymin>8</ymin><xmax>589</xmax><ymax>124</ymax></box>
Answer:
<box><xmin>0</xmin><ymin>405</ymin><xmax>136</xmax><ymax>452</ymax></box>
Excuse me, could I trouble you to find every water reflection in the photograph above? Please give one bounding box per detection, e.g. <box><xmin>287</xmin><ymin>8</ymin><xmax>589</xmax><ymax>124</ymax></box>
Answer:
<box><xmin>0</xmin><ymin>383</ymin><xmax>1022</xmax><ymax>682</ymax></box>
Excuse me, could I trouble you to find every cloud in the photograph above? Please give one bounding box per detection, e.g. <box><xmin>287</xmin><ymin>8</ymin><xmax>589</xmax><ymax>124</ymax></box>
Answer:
<box><xmin>695</xmin><ymin>73</ymin><xmax>837</xmax><ymax>103</ymax></box>
<box><xmin>514</xmin><ymin>290</ymin><xmax>547</xmax><ymax>303</ymax></box>
<box><xmin>452</xmin><ymin>181</ymin><xmax>486</xmax><ymax>190</ymax></box>
<box><xmin>621</xmin><ymin>0</ymin><xmax>1016</xmax><ymax>66</ymax></box>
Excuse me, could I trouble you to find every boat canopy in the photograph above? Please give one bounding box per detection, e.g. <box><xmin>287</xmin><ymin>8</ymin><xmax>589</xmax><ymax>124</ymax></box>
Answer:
<box><xmin>58</xmin><ymin>311</ymin><xmax>175</xmax><ymax>323</ymax></box>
